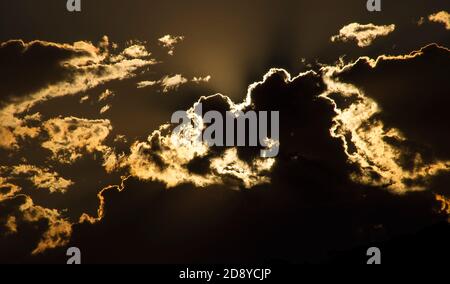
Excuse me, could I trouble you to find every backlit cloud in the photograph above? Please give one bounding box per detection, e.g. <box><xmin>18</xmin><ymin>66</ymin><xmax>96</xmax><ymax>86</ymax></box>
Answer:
<box><xmin>331</xmin><ymin>23</ymin><xmax>395</xmax><ymax>47</ymax></box>
<box><xmin>137</xmin><ymin>75</ymin><xmax>211</xmax><ymax>91</ymax></box>
<box><xmin>18</xmin><ymin>195</ymin><xmax>72</xmax><ymax>254</ymax></box>
<box><xmin>42</xmin><ymin>117</ymin><xmax>112</xmax><ymax>163</ymax></box>
<box><xmin>0</xmin><ymin>39</ymin><xmax>155</xmax><ymax>150</ymax></box>
<box><xmin>321</xmin><ymin>44</ymin><xmax>450</xmax><ymax>194</ymax></box>
<box><xmin>160</xmin><ymin>74</ymin><xmax>188</xmax><ymax>92</ymax></box>
<box><xmin>124</xmin><ymin>98</ymin><xmax>275</xmax><ymax>188</ymax></box>
<box><xmin>100</xmin><ymin>104</ymin><xmax>111</xmax><ymax>114</ymax></box>
<box><xmin>158</xmin><ymin>34</ymin><xmax>185</xmax><ymax>55</ymax></box>
<box><xmin>192</xmin><ymin>75</ymin><xmax>212</xmax><ymax>84</ymax></box>
<box><xmin>136</xmin><ymin>80</ymin><xmax>157</xmax><ymax>88</ymax></box>
<box><xmin>428</xmin><ymin>11</ymin><xmax>450</xmax><ymax>30</ymax></box>
<box><xmin>98</xmin><ymin>89</ymin><xmax>115</xmax><ymax>102</ymax></box>
<box><xmin>11</xmin><ymin>165</ymin><xmax>73</xmax><ymax>194</ymax></box>
<box><xmin>1</xmin><ymin>194</ymin><xmax>72</xmax><ymax>255</ymax></box>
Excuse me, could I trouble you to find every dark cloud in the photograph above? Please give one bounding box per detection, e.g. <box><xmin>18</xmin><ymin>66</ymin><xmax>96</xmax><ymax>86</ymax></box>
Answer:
<box><xmin>331</xmin><ymin>23</ymin><xmax>396</xmax><ymax>47</ymax></box>
<box><xmin>336</xmin><ymin>44</ymin><xmax>450</xmax><ymax>161</ymax></box>
<box><xmin>0</xmin><ymin>40</ymin><xmax>93</xmax><ymax>103</ymax></box>
<box><xmin>330</xmin><ymin>44</ymin><xmax>450</xmax><ymax>197</ymax></box>
<box><xmin>18</xmin><ymin>54</ymin><xmax>447</xmax><ymax>263</ymax></box>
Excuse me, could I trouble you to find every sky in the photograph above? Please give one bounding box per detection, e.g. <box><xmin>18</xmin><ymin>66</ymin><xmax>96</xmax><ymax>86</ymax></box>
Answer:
<box><xmin>0</xmin><ymin>0</ymin><xmax>449</xmax><ymax>263</ymax></box>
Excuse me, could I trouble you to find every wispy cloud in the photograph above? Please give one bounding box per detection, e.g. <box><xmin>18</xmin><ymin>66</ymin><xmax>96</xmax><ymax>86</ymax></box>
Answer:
<box><xmin>158</xmin><ymin>34</ymin><xmax>184</xmax><ymax>55</ymax></box>
<box><xmin>331</xmin><ymin>23</ymin><xmax>395</xmax><ymax>47</ymax></box>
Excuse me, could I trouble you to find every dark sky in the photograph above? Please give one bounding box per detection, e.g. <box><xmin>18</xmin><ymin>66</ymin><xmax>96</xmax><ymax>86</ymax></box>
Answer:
<box><xmin>0</xmin><ymin>0</ymin><xmax>449</xmax><ymax>264</ymax></box>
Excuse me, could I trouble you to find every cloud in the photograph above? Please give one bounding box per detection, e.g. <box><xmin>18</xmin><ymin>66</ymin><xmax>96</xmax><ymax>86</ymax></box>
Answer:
<box><xmin>69</xmin><ymin>58</ymin><xmax>450</xmax><ymax>263</ymax></box>
<box><xmin>42</xmin><ymin>117</ymin><xmax>112</xmax><ymax>163</ymax></box>
<box><xmin>0</xmin><ymin>127</ymin><xmax>17</xmax><ymax>149</ymax></box>
<box><xmin>0</xmin><ymin>30</ymin><xmax>448</xmax><ymax>263</ymax></box>
<box><xmin>417</xmin><ymin>17</ymin><xmax>425</xmax><ymax>26</ymax></box>
<box><xmin>137</xmin><ymin>75</ymin><xmax>210</xmax><ymax>91</ymax></box>
<box><xmin>98</xmin><ymin>89</ymin><xmax>114</xmax><ymax>102</ymax></box>
<box><xmin>11</xmin><ymin>165</ymin><xmax>73</xmax><ymax>193</ymax></box>
<box><xmin>18</xmin><ymin>195</ymin><xmax>72</xmax><ymax>254</ymax></box>
<box><xmin>79</xmin><ymin>175</ymin><xmax>130</xmax><ymax>224</ymax></box>
<box><xmin>121</xmin><ymin>44</ymin><xmax>151</xmax><ymax>58</ymax></box>
<box><xmin>0</xmin><ymin>38</ymin><xmax>155</xmax><ymax>150</ymax></box>
<box><xmin>435</xmin><ymin>194</ymin><xmax>450</xmax><ymax>218</ymax></box>
<box><xmin>69</xmin><ymin>44</ymin><xmax>450</xmax><ymax>263</ymax></box>
<box><xmin>0</xmin><ymin>194</ymin><xmax>72</xmax><ymax>255</ymax></box>
<box><xmin>321</xmin><ymin>44</ymin><xmax>450</xmax><ymax>194</ymax></box>
<box><xmin>79</xmin><ymin>95</ymin><xmax>89</xmax><ymax>103</ymax></box>
<box><xmin>331</xmin><ymin>23</ymin><xmax>395</xmax><ymax>47</ymax></box>
<box><xmin>158</xmin><ymin>35</ymin><xmax>185</xmax><ymax>55</ymax></box>
<box><xmin>124</xmin><ymin>102</ymin><xmax>275</xmax><ymax>188</ymax></box>
<box><xmin>428</xmin><ymin>11</ymin><xmax>450</xmax><ymax>30</ymax></box>
<box><xmin>107</xmin><ymin>70</ymin><xmax>302</xmax><ymax>190</ymax></box>
<box><xmin>100</xmin><ymin>104</ymin><xmax>111</xmax><ymax>114</ymax></box>
<box><xmin>0</xmin><ymin>37</ymin><xmax>158</xmax><ymax>257</ymax></box>
<box><xmin>5</xmin><ymin>216</ymin><xmax>17</xmax><ymax>233</ymax></box>
<box><xmin>136</xmin><ymin>75</ymin><xmax>188</xmax><ymax>92</ymax></box>
<box><xmin>192</xmin><ymin>75</ymin><xmax>212</xmax><ymax>84</ymax></box>
<box><xmin>0</xmin><ymin>177</ymin><xmax>21</xmax><ymax>201</ymax></box>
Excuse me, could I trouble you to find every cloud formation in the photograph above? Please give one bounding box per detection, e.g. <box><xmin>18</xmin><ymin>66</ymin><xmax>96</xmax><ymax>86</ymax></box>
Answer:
<box><xmin>192</xmin><ymin>75</ymin><xmax>212</xmax><ymax>84</ymax></box>
<box><xmin>0</xmin><ymin>194</ymin><xmax>72</xmax><ymax>255</ymax></box>
<box><xmin>0</xmin><ymin>31</ymin><xmax>449</xmax><ymax>262</ymax></box>
<box><xmin>0</xmin><ymin>38</ymin><xmax>155</xmax><ymax>150</ymax></box>
<box><xmin>160</xmin><ymin>74</ymin><xmax>188</xmax><ymax>93</ymax></box>
<box><xmin>11</xmin><ymin>165</ymin><xmax>73</xmax><ymax>194</ymax></box>
<box><xmin>429</xmin><ymin>11</ymin><xmax>450</xmax><ymax>30</ymax></box>
<box><xmin>123</xmin><ymin>92</ymin><xmax>275</xmax><ymax>189</ymax></box>
<box><xmin>331</xmin><ymin>23</ymin><xmax>395</xmax><ymax>47</ymax></box>
<box><xmin>137</xmin><ymin>74</ymin><xmax>211</xmax><ymax>91</ymax></box>
<box><xmin>136</xmin><ymin>80</ymin><xmax>157</xmax><ymax>89</ymax></box>
<box><xmin>158</xmin><ymin>35</ymin><xmax>185</xmax><ymax>55</ymax></box>
<box><xmin>322</xmin><ymin>44</ymin><xmax>450</xmax><ymax>194</ymax></box>
<box><xmin>100</xmin><ymin>105</ymin><xmax>111</xmax><ymax>114</ymax></box>
<box><xmin>98</xmin><ymin>89</ymin><xmax>115</xmax><ymax>102</ymax></box>
<box><xmin>42</xmin><ymin>117</ymin><xmax>112</xmax><ymax>163</ymax></box>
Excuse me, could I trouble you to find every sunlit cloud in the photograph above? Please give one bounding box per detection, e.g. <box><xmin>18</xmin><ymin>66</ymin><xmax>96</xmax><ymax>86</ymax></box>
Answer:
<box><xmin>137</xmin><ymin>75</ymin><xmax>211</xmax><ymax>91</ymax></box>
<box><xmin>42</xmin><ymin>116</ymin><xmax>112</xmax><ymax>163</ymax></box>
<box><xmin>192</xmin><ymin>75</ymin><xmax>212</xmax><ymax>84</ymax></box>
<box><xmin>100</xmin><ymin>104</ymin><xmax>111</xmax><ymax>114</ymax></box>
<box><xmin>435</xmin><ymin>194</ymin><xmax>450</xmax><ymax>221</ymax></box>
<box><xmin>0</xmin><ymin>177</ymin><xmax>21</xmax><ymax>201</ymax></box>
<box><xmin>11</xmin><ymin>165</ymin><xmax>73</xmax><ymax>193</ymax></box>
<box><xmin>79</xmin><ymin>95</ymin><xmax>89</xmax><ymax>103</ymax></box>
<box><xmin>137</xmin><ymin>80</ymin><xmax>157</xmax><ymax>88</ymax></box>
<box><xmin>0</xmin><ymin>38</ymin><xmax>155</xmax><ymax>150</ymax></box>
<box><xmin>331</xmin><ymin>23</ymin><xmax>395</xmax><ymax>47</ymax></box>
<box><xmin>19</xmin><ymin>195</ymin><xmax>72</xmax><ymax>254</ymax></box>
<box><xmin>158</xmin><ymin>34</ymin><xmax>185</xmax><ymax>55</ymax></box>
<box><xmin>1</xmin><ymin>194</ymin><xmax>72</xmax><ymax>254</ymax></box>
<box><xmin>121</xmin><ymin>44</ymin><xmax>151</xmax><ymax>58</ymax></box>
<box><xmin>320</xmin><ymin>45</ymin><xmax>450</xmax><ymax>194</ymax></box>
<box><xmin>160</xmin><ymin>74</ymin><xmax>188</xmax><ymax>92</ymax></box>
<box><xmin>98</xmin><ymin>89</ymin><xmax>115</xmax><ymax>102</ymax></box>
<box><xmin>428</xmin><ymin>11</ymin><xmax>450</xmax><ymax>30</ymax></box>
